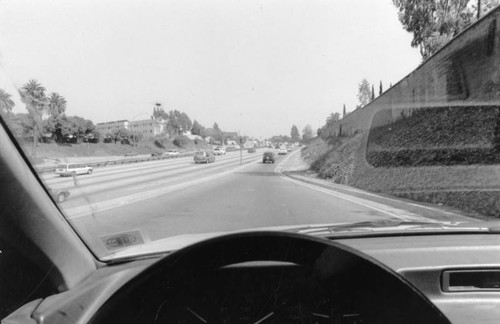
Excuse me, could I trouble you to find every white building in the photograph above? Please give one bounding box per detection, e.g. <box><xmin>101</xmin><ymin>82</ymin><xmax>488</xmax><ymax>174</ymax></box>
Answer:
<box><xmin>129</xmin><ymin>119</ymin><xmax>166</xmax><ymax>137</ymax></box>
<box><xmin>95</xmin><ymin>120</ymin><xmax>129</xmax><ymax>135</ymax></box>
<box><xmin>96</xmin><ymin>119</ymin><xmax>167</xmax><ymax>137</ymax></box>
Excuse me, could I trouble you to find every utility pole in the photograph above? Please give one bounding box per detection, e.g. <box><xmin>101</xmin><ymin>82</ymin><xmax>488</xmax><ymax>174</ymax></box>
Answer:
<box><xmin>239</xmin><ymin>137</ymin><xmax>243</xmax><ymax>165</ymax></box>
<box><xmin>478</xmin><ymin>0</ymin><xmax>481</xmax><ymax>19</ymax></box>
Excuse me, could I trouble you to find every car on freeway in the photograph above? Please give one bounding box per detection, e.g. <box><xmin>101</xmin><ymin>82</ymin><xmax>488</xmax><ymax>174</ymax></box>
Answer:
<box><xmin>150</xmin><ymin>152</ymin><xmax>161</xmax><ymax>157</ymax></box>
<box><xmin>163</xmin><ymin>149</ymin><xmax>180</xmax><ymax>157</ymax></box>
<box><xmin>286</xmin><ymin>145</ymin><xmax>292</xmax><ymax>152</ymax></box>
<box><xmin>193</xmin><ymin>150</ymin><xmax>215</xmax><ymax>164</ymax></box>
<box><xmin>48</xmin><ymin>188</ymin><xmax>71</xmax><ymax>203</ymax></box>
<box><xmin>262</xmin><ymin>151</ymin><xmax>275</xmax><ymax>163</ymax></box>
<box><xmin>247</xmin><ymin>147</ymin><xmax>256</xmax><ymax>153</ymax></box>
<box><xmin>212</xmin><ymin>146</ymin><xmax>226</xmax><ymax>155</ymax></box>
<box><xmin>54</xmin><ymin>163</ymin><xmax>93</xmax><ymax>177</ymax></box>
<box><xmin>2</xmin><ymin>3</ymin><xmax>500</xmax><ymax>324</ymax></box>
<box><xmin>278</xmin><ymin>147</ymin><xmax>287</xmax><ymax>155</ymax></box>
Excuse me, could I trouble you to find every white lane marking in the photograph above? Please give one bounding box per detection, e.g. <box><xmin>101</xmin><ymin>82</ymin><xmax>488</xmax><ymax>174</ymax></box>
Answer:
<box><xmin>278</xmin><ymin>175</ymin><xmax>433</xmax><ymax>222</ymax></box>
<box><xmin>275</xmin><ymin>151</ymin><xmax>469</xmax><ymax>221</ymax></box>
<box><xmin>64</xmin><ymin>157</ymin><xmax>261</xmax><ymax>219</ymax></box>
<box><xmin>43</xmin><ymin>150</ymin><xmax>259</xmax><ymax>187</ymax></box>
<box><xmin>288</xmin><ymin>174</ymin><xmax>468</xmax><ymax>219</ymax></box>
<box><xmin>274</xmin><ymin>149</ymin><xmax>300</xmax><ymax>173</ymax></box>
<box><xmin>275</xmin><ymin>150</ymin><xmax>436</xmax><ymax>222</ymax></box>
<box><xmin>55</xmin><ymin>153</ymin><xmax>262</xmax><ymax>198</ymax></box>
<box><xmin>185</xmin><ymin>307</ymin><xmax>207</xmax><ymax>323</ymax></box>
<box><xmin>254</xmin><ymin>312</ymin><xmax>274</xmax><ymax>324</ymax></box>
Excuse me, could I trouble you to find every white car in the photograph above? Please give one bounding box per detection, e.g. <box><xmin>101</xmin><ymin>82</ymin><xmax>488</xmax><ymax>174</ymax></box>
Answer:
<box><xmin>164</xmin><ymin>149</ymin><xmax>180</xmax><ymax>157</ymax></box>
<box><xmin>212</xmin><ymin>147</ymin><xmax>226</xmax><ymax>155</ymax></box>
<box><xmin>278</xmin><ymin>147</ymin><xmax>287</xmax><ymax>155</ymax></box>
<box><xmin>54</xmin><ymin>163</ymin><xmax>93</xmax><ymax>177</ymax></box>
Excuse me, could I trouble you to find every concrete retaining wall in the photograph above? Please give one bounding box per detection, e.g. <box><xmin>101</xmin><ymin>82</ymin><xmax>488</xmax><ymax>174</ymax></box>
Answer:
<box><xmin>323</xmin><ymin>7</ymin><xmax>500</xmax><ymax>138</ymax></box>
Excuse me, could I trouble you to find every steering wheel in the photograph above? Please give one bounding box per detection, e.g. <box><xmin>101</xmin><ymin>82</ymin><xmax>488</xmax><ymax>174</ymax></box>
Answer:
<box><xmin>91</xmin><ymin>231</ymin><xmax>451</xmax><ymax>324</ymax></box>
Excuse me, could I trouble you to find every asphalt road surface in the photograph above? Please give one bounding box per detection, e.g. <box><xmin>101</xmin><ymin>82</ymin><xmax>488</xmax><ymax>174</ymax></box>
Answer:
<box><xmin>40</xmin><ymin>148</ymin><xmax>477</xmax><ymax>256</ymax></box>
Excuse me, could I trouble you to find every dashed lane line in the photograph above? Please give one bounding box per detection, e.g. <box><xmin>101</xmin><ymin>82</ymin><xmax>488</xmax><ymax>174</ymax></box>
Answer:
<box><xmin>64</xmin><ymin>156</ymin><xmax>261</xmax><ymax>219</ymax></box>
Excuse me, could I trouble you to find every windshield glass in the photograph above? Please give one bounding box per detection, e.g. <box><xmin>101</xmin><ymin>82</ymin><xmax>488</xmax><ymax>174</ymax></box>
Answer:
<box><xmin>1</xmin><ymin>0</ymin><xmax>499</xmax><ymax>260</ymax></box>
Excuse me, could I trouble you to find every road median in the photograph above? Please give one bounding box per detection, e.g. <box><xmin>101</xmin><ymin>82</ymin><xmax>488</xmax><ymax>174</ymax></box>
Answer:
<box><xmin>35</xmin><ymin>151</ymin><xmax>196</xmax><ymax>174</ymax></box>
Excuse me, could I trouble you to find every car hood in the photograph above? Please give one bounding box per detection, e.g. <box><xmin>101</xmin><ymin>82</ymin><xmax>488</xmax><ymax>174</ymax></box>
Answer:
<box><xmin>102</xmin><ymin>219</ymin><xmax>498</xmax><ymax>261</ymax></box>
<box><xmin>103</xmin><ymin>224</ymin><xmax>321</xmax><ymax>261</ymax></box>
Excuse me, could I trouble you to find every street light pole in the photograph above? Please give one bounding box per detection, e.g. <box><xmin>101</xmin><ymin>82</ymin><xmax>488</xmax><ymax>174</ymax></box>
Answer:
<box><xmin>240</xmin><ymin>136</ymin><xmax>243</xmax><ymax>165</ymax></box>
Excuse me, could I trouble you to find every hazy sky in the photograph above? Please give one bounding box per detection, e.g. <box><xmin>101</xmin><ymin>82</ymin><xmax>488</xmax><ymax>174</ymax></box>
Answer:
<box><xmin>0</xmin><ymin>0</ymin><xmax>421</xmax><ymax>138</ymax></box>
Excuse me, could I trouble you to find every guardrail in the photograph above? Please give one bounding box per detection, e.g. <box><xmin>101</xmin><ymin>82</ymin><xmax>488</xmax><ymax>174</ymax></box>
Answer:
<box><xmin>35</xmin><ymin>146</ymin><xmax>269</xmax><ymax>175</ymax></box>
<box><xmin>35</xmin><ymin>151</ymin><xmax>196</xmax><ymax>174</ymax></box>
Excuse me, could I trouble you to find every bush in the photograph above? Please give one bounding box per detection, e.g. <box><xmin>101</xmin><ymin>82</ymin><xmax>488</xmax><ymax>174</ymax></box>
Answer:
<box><xmin>154</xmin><ymin>139</ymin><xmax>165</xmax><ymax>149</ymax></box>
<box><xmin>173</xmin><ymin>135</ymin><xmax>190</xmax><ymax>147</ymax></box>
<box><xmin>366</xmin><ymin>147</ymin><xmax>500</xmax><ymax>167</ymax></box>
<box><xmin>152</xmin><ymin>135</ymin><xmax>169</xmax><ymax>149</ymax></box>
<box><xmin>366</xmin><ymin>106</ymin><xmax>500</xmax><ymax>167</ymax></box>
<box><xmin>368</xmin><ymin>106</ymin><xmax>499</xmax><ymax>149</ymax></box>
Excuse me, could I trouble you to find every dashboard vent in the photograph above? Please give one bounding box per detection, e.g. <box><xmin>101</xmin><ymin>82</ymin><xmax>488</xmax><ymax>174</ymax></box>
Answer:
<box><xmin>442</xmin><ymin>270</ymin><xmax>500</xmax><ymax>292</ymax></box>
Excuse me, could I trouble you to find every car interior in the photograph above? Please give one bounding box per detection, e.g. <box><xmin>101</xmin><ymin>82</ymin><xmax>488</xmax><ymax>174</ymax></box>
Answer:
<box><xmin>2</xmin><ymin>2</ymin><xmax>500</xmax><ymax>324</ymax></box>
<box><xmin>2</xmin><ymin>102</ymin><xmax>500</xmax><ymax>323</ymax></box>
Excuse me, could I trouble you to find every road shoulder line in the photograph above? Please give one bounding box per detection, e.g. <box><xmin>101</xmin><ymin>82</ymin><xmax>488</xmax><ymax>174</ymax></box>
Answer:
<box><xmin>275</xmin><ymin>150</ymin><xmax>476</xmax><ymax>222</ymax></box>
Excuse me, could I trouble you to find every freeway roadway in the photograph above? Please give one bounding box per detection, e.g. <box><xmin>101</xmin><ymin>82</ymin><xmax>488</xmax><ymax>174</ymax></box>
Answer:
<box><xmin>39</xmin><ymin>148</ymin><xmax>478</xmax><ymax>255</ymax></box>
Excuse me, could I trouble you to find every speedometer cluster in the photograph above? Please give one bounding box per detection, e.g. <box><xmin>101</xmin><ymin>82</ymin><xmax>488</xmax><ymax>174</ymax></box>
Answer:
<box><xmin>92</xmin><ymin>233</ymin><xmax>451</xmax><ymax>324</ymax></box>
<box><xmin>156</xmin><ymin>265</ymin><xmax>364</xmax><ymax>323</ymax></box>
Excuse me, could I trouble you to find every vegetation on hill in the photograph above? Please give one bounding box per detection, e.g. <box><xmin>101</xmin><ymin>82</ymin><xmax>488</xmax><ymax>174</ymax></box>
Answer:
<box><xmin>366</xmin><ymin>106</ymin><xmax>500</xmax><ymax>167</ymax></box>
<box><xmin>302</xmin><ymin>134</ymin><xmax>363</xmax><ymax>184</ymax></box>
<box><xmin>304</xmin><ymin>106</ymin><xmax>500</xmax><ymax>218</ymax></box>
<box><xmin>20</xmin><ymin>136</ymin><xmax>209</xmax><ymax>165</ymax></box>
<box><xmin>0</xmin><ymin>78</ymin><xmax>248</xmax><ymax>169</ymax></box>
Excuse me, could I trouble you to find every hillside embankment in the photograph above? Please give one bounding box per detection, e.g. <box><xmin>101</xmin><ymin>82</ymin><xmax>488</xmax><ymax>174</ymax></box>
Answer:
<box><xmin>22</xmin><ymin>137</ymin><xmax>209</xmax><ymax>167</ymax></box>
<box><xmin>303</xmin><ymin>7</ymin><xmax>500</xmax><ymax>218</ymax></box>
<box><xmin>303</xmin><ymin>106</ymin><xmax>500</xmax><ymax>218</ymax></box>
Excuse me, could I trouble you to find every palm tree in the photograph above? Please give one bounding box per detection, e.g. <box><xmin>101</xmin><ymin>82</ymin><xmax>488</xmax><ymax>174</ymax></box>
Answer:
<box><xmin>47</xmin><ymin>92</ymin><xmax>67</xmax><ymax>116</ymax></box>
<box><xmin>45</xmin><ymin>92</ymin><xmax>68</xmax><ymax>142</ymax></box>
<box><xmin>21</xmin><ymin>79</ymin><xmax>48</xmax><ymax>160</ymax></box>
<box><xmin>0</xmin><ymin>88</ymin><xmax>15</xmax><ymax>114</ymax></box>
<box><xmin>22</xmin><ymin>79</ymin><xmax>47</xmax><ymax>109</ymax></box>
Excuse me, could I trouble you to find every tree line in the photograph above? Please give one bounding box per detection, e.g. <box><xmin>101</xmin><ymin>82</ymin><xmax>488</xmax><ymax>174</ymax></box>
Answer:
<box><xmin>393</xmin><ymin>0</ymin><xmax>500</xmax><ymax>60</ymax></box>
<box><xmin>269</xmin><ymin>124</ymin><xmax>314</xmax><ymax>144</ymax></box>
<box><xmin>151</xmin><ymin>104</ymin><xmax>227</xmax><ymax>144</ymax></box>
<box><xmin>0</xmin><ymin>79</ymin><xmax>231</xmax><ymax>151</ymax></box>
<box><xmin>0</xmin><ymin>80</ymin><xmax>96</xmax><ymax>159</ymax></box>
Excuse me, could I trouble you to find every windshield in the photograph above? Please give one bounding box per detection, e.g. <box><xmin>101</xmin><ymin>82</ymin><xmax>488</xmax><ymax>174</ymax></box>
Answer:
<box><xmin>1</xmin><ymin>0</ymin><xmax>499</xmax><ymax>260</ymax></box>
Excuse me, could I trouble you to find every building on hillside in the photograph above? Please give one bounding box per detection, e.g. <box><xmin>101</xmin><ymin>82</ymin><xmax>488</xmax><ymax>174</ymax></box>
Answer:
<box><xmin>95</xmin><ymin>120</ymin><xmax>129</xmax><ymax>135</ymax></box>
<box><xmin>96</xmin><ymin>118</ymin><xmax>167</xmax><ymax>137</ymax></box>
<box><xmin>129</xmin><ymin>119</ymin><xmax>166</xmax><ymax>137</ymax></box>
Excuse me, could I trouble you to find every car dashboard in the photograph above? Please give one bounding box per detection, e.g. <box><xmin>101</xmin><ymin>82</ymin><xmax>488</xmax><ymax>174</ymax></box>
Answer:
<box><xmin>129</xmin><ymin>263</ymin><xmax>378</xmax><ymax>323</ymax></box>
<box><xmin>4</xmin><ymin>232</ymin><xmax>500</xmax><ymax>324</ymax></box>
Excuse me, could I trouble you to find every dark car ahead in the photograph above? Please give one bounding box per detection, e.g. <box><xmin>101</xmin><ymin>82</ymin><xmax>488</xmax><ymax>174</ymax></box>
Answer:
<box><xmin>262</xmin><ymin>151</ymin><xmax>275</xmax><ymax>164</ymax></box>
<box><xmin>248</xmin><ymin>147</ymin><xmax>256</xmax><ymax>153</ymax></box>
<box><xmin>194</xmin><ymin>150</ymin><xmax>215</xmax><ymax>164</ymax></box>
